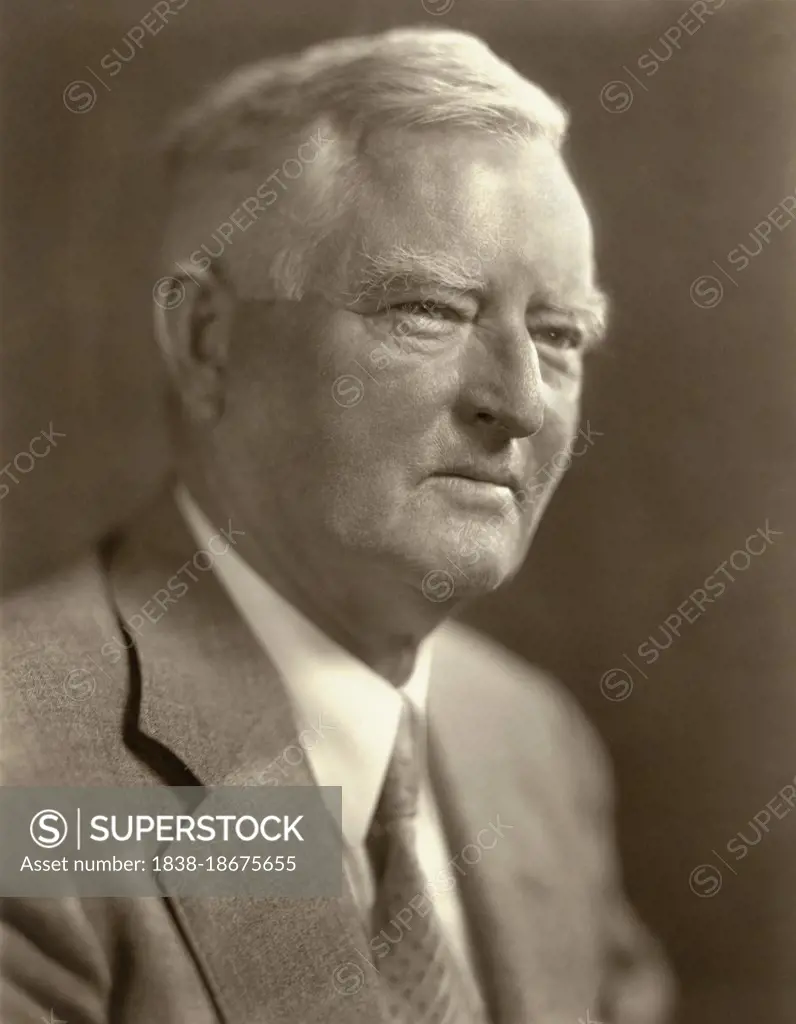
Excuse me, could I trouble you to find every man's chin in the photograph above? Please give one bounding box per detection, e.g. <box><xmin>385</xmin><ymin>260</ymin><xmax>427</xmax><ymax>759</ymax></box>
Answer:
<box><xmin>410</xmin><ymin>531</ymin><xmax>527</xmax><ymax>605</ymax></box>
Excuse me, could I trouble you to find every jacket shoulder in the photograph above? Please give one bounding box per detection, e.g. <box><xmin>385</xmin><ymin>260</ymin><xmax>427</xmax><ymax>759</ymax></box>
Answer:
<box><xmin>1</xmin><ymin>554</ymin><xmax>131</xmax><ymax>784</ymax></box>
<box><xmin>433</xmin><ymin>619</ymin><xmax>587</xmax><ymax>723</ymax></box>
<box><xmin>431</xmin><ymin>620</ymin><xmax>612</xmax><ymax>802</ymax></box>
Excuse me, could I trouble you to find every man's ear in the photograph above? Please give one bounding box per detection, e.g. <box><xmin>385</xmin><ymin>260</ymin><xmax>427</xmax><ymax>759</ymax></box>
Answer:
<box><xmin>153</xmin><ymin>266</ymin><xmax>236</xmax><ymax>425</ymax></box>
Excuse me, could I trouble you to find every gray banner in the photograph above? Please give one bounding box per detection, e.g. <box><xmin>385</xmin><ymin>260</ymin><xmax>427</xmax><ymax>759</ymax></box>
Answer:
<box><xmin>0</xmin><ymin>786</ymin><xmax>342</xmax><ymax>897</ymax></box>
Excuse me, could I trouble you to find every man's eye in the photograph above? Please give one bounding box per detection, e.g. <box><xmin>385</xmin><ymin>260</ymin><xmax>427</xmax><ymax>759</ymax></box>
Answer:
<box><xmin>529</xmin><ymin>325</ymin><xmax>584</xmax><ymax>351</ymax></box>
<box><xmin>391</xmin><ymin>300</ymin><xmax>460</xmax><ymax>321</ymax></box>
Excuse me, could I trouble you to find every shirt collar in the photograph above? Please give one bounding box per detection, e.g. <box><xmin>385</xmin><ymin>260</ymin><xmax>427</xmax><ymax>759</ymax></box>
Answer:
<box><xmin>175</xmin><ymin>485</ymin><xmax>433</xmax><ymax>847</ymax></box>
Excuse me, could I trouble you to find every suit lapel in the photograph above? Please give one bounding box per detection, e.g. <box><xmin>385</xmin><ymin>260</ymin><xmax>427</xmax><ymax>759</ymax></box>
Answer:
<box><xmin>106</xmin><ymin>490</ymin><xmax>388</xmax><ymax>1024</ymax></box>
<box><xmin>427</xmin><ymin>665</ymin><xmax>585</xmax><ymax>1024</ymax></box>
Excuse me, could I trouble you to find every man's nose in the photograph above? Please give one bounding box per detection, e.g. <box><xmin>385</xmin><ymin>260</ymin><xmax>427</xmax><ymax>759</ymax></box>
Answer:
<box><xmin>457</xmin><ymin>322</ymin><xmax>546</xmax><ymax>439</ymax></box>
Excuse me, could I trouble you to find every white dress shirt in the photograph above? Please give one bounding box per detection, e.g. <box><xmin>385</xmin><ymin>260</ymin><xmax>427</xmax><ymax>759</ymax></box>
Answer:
<box><xmin>176</xmin><ymin>487</ymin><xmax>479</xmax><ymax>983</ymax></box>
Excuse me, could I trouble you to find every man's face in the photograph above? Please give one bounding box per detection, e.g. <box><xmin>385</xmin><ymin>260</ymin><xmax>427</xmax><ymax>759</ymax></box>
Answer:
<box><xmin>206</xmin><ymin>129</ymin><xmax>602</xmax><ymax>600</ymax></box>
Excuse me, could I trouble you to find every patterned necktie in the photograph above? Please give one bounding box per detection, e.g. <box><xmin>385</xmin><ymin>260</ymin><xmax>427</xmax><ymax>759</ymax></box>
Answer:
<box><xmin>367</xmin><ymin>698</ymin><xmax>486</xmax><ymax>1024</ymax></box>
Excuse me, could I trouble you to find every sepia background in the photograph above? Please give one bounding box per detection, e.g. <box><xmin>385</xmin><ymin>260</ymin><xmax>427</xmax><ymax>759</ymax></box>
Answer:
<box><xmin>2</xmin><ymin>1</ymin><xmax>795</xmax><ymax>1021</ymax></box>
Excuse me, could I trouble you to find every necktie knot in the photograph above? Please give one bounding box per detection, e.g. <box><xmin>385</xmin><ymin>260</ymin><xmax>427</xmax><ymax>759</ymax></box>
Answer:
<box><xmin>373</xmin><ymin>698</ymin><xmax>420</xmax><ymax>828</ymax></box>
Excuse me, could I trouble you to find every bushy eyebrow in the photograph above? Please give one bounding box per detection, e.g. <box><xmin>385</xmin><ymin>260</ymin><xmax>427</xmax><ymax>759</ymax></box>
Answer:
<box><xmin>345</xmin><ymin>246</ymin><xmax>486</xmax><ymax>306</ymax></box>
<box><xmin>528</xmin><ymin>291</ymin><xmax>611</xmax><ymax>350</ymax></box>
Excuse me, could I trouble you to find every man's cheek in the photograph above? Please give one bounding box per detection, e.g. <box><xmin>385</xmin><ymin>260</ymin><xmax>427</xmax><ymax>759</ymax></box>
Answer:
<box><xmin>541</xmin><ymin>362</ymin><xmax>583</xmax><ymax>410</ymax></box>
<box><xmin>530</xmin><ymin>431</ymin><xmax>579</xmax><ymax>487</ymax></box>
<box><xmin>536</xmin><ymin>384</ymin><xmax>581</xmax><ymax>445</ymax></box>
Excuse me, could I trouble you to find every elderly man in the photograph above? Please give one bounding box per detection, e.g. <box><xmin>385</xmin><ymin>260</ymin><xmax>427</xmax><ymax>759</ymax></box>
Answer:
<box><xmin>1</xmin><ymin>27</ymin><xmax>672</xmax><ymax>1024</ymax></box>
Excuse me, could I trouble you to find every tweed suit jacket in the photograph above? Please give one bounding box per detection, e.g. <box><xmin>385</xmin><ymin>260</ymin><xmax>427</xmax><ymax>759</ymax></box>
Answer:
<box><xmin>0</xmin><ymin>491</ymin><xmax>674</xmax><ymax>1024</ymax></box>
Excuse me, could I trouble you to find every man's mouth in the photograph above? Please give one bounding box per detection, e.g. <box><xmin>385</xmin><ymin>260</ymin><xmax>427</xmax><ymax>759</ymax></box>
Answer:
<box><xmin>431</xmin><ymin>466</ymin><xmax>523</xmax><ymax>494</ymax></box>
<box><xmin>428</xmin><ymin>469</ymin><xmax>525</xmax><ymax>512</ymax></box>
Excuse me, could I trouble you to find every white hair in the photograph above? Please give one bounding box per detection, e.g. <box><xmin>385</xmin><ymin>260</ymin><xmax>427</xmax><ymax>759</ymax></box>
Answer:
<box><xmin>161</xmin><ymin>28</ymin><xmax>569</xmax><ymax>299</ymax></box>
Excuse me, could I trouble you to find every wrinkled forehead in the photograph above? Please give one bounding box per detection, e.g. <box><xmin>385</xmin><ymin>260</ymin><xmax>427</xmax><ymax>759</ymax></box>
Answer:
<box><xmin>324</xmin><ymin>127</ymin><xmax>596</xmax><ymax>301</ymax></box>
